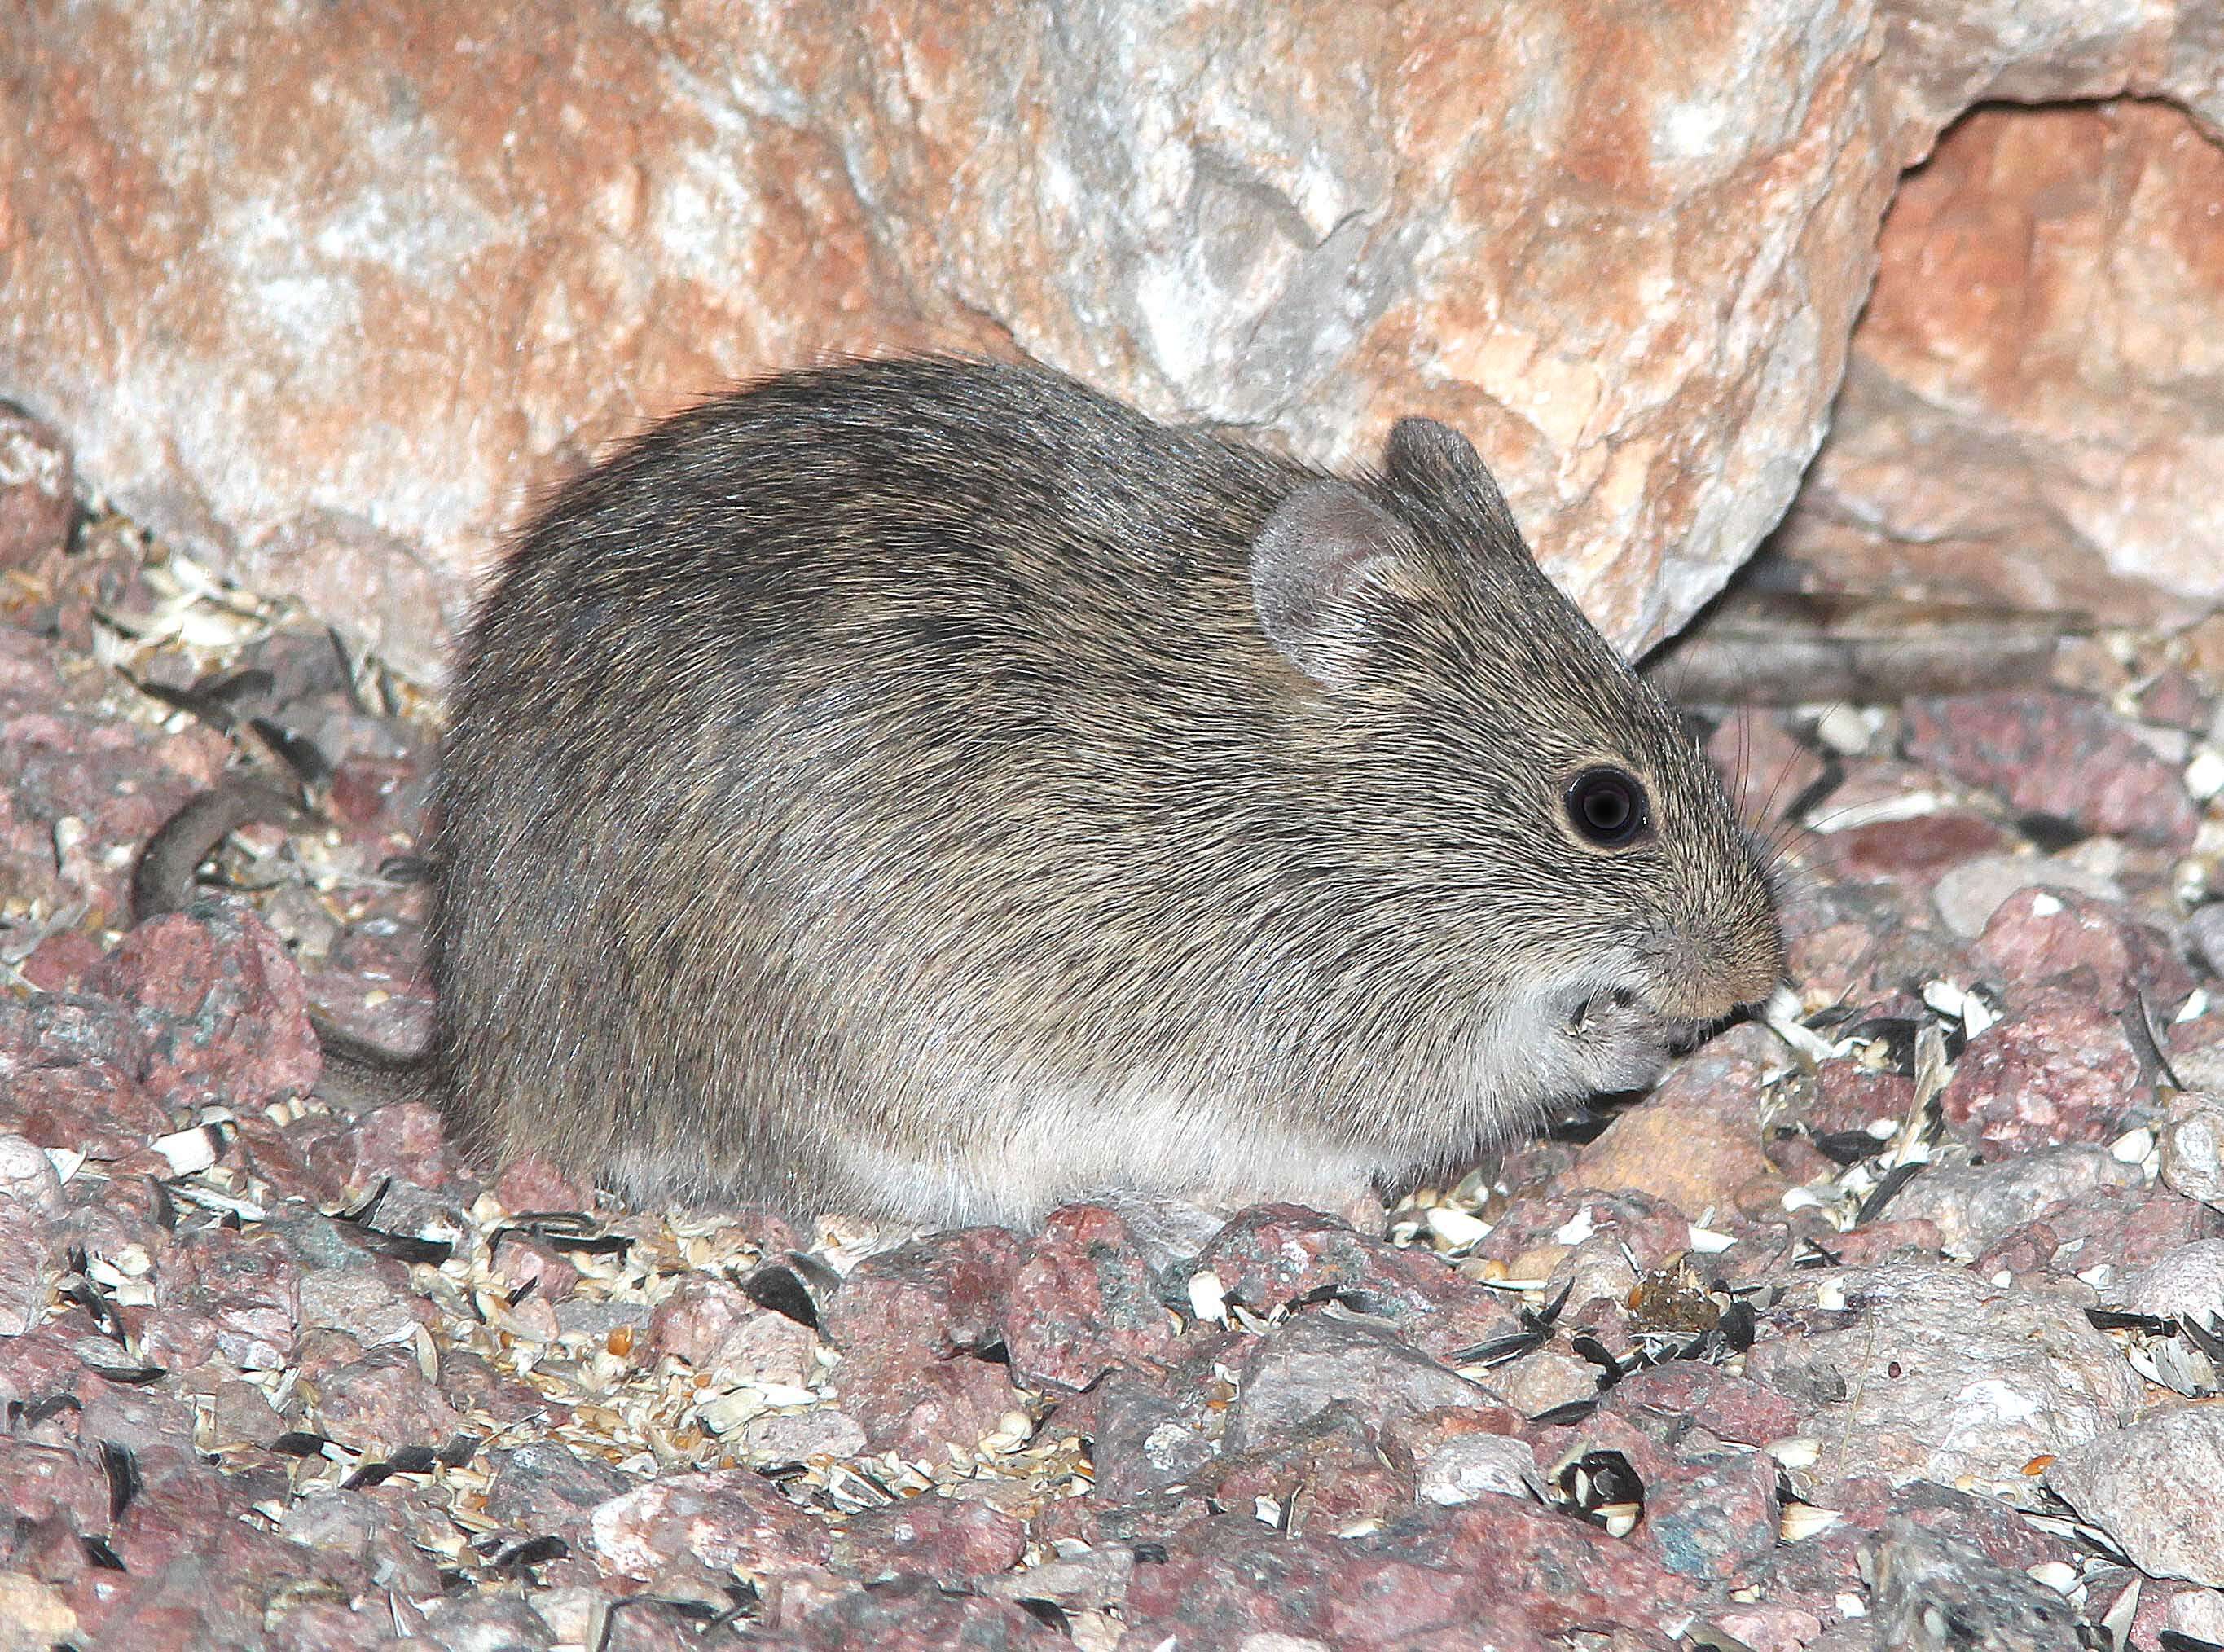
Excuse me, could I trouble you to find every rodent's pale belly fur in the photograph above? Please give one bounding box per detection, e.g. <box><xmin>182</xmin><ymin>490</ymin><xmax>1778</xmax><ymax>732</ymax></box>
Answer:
<box><xmin>584</xmin><ymin>960</ymin><xmax>1660</xmax><ymax>1228</ymax></box>
<box><xmin>829</xmin><ymin>1082</ymin><xmax>1387</xmax><ymax>1228</ymax></box>
<box><xmin>815</xmin><ymin>990</ymin><xmax>1611</xmax><ymax>1228</ymax></box>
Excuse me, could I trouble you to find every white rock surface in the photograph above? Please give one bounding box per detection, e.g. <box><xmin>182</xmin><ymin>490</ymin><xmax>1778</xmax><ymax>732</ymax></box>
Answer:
<box><xmin>6</xmin><ymin>2</ymin><xmax>2223</xmax><ymax>678</ymax></box>
<box><xmin>1743</xmin><ymin>1265</ymin><xmax>2143</xmax><ymax>1494</ymax></box>
<box><xmin>2049</xmin><ymin>1406</ymin><xmax>2224</xmax><ymax>1586</ymax></box>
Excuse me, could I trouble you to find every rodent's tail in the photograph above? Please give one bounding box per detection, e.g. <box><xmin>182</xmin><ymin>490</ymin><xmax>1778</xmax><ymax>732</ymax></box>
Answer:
<box><xmin>133</xmin><ymin>776</ymin><xmax>439</xmax><ymax>1108</ymax></box>
<box><xmin>305</xmin><ymin>1013</ymin><xmax>437</xmax><ymax>1109</ymax></box>
<box><xmin>131</xmin><ymin>778</ymin><xmax>310</xmax><ymax>922</ymax></box>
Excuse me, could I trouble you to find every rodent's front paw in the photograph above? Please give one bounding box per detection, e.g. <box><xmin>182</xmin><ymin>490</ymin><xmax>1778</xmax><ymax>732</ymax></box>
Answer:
<box><xmin>1559</xmin><ymin>985</ymin><xmax>1697</xmax><ymax>1093</ymax></box>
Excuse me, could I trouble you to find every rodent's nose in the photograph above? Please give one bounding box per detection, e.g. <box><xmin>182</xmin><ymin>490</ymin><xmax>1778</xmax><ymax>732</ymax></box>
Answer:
<box><xmin>1646</xmin><ymin>938</ymin><xmax>1783</xmax><ymax>1022</ymax></box>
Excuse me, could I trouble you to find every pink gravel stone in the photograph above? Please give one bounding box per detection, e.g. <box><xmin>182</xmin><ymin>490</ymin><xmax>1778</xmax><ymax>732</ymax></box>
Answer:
<box><xmin>1002</xmin><ymin>1202</ymin><xmax>1176</xmax><ymax>1391</ymax></box>
<box><xmin>1902</xmin><ymin>691</ymin><xmax>2200</xmax><ymax>849</ymax></box>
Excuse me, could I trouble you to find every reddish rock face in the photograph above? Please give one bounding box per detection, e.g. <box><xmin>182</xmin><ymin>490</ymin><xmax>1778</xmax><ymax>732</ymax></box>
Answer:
<box><xmin>1775</xmin><ymin>99</ymin><xmax>2224</xmax><ymax>627</ymax></box>
<box><xmin>0</xmin><ymin>404</ymin><xmax>73</xmax><ymax>570</ymax></box>
<box><xmin>6</xmin><ymin>6</ymin><xmax>2221</xmax><ymax>677</ymax></box>
<box><xmin>1901</xmin><ymin>691</ymin><xmax>2203</xmax><ymax>850</ymax></box>
<box><xmin>1940</xmin><ymin>985</ymin><xmax>2147</xmax><ymax>1154</ymax></box>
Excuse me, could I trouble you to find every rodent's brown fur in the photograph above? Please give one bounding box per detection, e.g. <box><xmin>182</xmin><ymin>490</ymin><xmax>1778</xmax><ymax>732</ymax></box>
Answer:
<box><xmin>147</xmin><ymin>358</ymin><xmax>1785</xmax><ymax>1227</ymax></box>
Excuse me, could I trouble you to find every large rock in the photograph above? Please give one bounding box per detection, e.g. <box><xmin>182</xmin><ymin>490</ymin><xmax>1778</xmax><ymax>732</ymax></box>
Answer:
<box><xmin>1773</xmin><ymin>99</ymin><xmax>2224</xmax><ymax>629</ymax></box>
<box><xmin>6</xmin><ymin>3</ymin><xmax>2222</xmax><ymax>679</ymax></box>
<box><xmin>1742</xmin><ymin>1265</ymin><xmax>2143</xmax><ymax>1495</ymax></box>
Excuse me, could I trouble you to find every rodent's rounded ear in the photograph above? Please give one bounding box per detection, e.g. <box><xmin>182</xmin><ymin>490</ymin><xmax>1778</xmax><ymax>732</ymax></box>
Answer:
<box><xmin>1383</xmin><ymin>417</ymin><xmax>1522</xmax><ymax>545</ymax></box>
<box><xmin>1250</xmin><ymin>480</ymin><xmax>1417</xmax><ymax>686</ymax></box>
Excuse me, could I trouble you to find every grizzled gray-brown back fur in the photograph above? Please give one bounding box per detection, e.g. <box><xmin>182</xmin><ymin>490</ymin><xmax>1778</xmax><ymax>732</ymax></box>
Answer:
<box><xmin>425</xmin><ymin>356</ymin><xmax>1782</xmax><ymax>1226</ymax></box>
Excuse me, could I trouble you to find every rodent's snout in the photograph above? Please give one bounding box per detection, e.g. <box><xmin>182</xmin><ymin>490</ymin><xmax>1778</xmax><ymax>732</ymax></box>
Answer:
<box><xmin>1642</xmin><ymin>926</ymin><xmax>1785</xmax><ymax>1023</ymax></box>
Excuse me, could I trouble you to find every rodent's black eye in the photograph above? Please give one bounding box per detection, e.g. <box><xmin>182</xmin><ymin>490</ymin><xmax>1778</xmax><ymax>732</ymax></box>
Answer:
<box><xmin>1565</xmin><ymin>767</ymin><xmax>1650</xmax><ymax>849</ymax></box>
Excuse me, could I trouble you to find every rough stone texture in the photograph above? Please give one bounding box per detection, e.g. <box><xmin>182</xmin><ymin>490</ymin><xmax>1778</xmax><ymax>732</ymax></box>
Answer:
<box><xmin>736</xmin><ymin>1408</ymin><xmax>868</xmax><ymax>1467</ymax></box>
<box><xmin>0</xmin><ymin>1135</ymin><xmax>68</xmax><ymax>1338</ymax></box>
<box><xmin>2163</xmin><ymin>1092</ymin><xmax>2224</xmax><ymax>1204</ymax></box>
<box><xmin>1120</xmin><ymin>1502</ymin><xmax>1673</xmax><ymax>1647</ymax></box>
<box><xmin>1000</xmin><ymin>1202</ymin><xmax>1176</xmax><ymax>1392</ymax></box>
<box><xmin>1774</xmin><ymin>100</ymin><xmax>2224</xmax><ymax>629</ymax></box>
<box><xmin>1902</xmin><ymin>693</ymin><xmax>2203</xmax><ymax>851</ymax></box>
<box><xmin>772</xmin><ymin>1577</ymin><xmax>1061</xmax><ymax>1648</ymax></box>
<box><xmin>0</xmin><ymin>402</ymin><xmax>73</xmax><ymax>571</ymax></box>
<box><xmin>485</xmin><ymin>1443</ymin><xmax>632</xmax><ymax>1548</ymax></box>
<box><xmin>307</xmin><ymin>1345</ymin><xmax>469</xmax><ymax>1453</ymax></box>
<box><xmin>820</xmin><ymin>1228</ymin><xmax>1018</xmax><ymax>1361</ymax></box>
<box><xmin>1932</xmin><ymin>854</ymin><xmax>2126</xmax><ymax>941</ymax></box>
<box><xmin>827</xmin><ymin>1496</ymin><xmax>1026</xmax><ymax>1584</ymax></box>
<box><xmin>2170</xmin><ymin>1588</ymin><xmax>2224</xmax><ymax>1644</ymax></box>
<box><xmin>1182</xmin><ymin>1203</ymin><xmax>1518</xmax><ymax>1360</ymax></box>
<box><xmin>0</xmin><ymin>628</ymin><xmax>229</xmax><ymax>929</ymax></box>
<box><xmin>2050</xmin><ymin>1408</ymin><xmax>2224</xmax><ymax>1586</ymax></box>
<box><xmin>1742</xmin><ymin>1266</ymin><xmax>2143</xmax><ymax>1493</ymax></box>
<box><xmin>2191</xmin><ymin>900</ymin><xmax>2224</xmax><ymax>978</ymax></box>
<box><xmin>1641</xmin><ymin>1443</ymin><xmax>1783</xmax><ymax>1584</ymax></box>
<box><xmin>1939</xmin><ymin>986</ymin><xmax>2147</xmax><ymax>1155</ymax></box>
<box><xmin>0</xmin><ymin>1573</ymin><xmax>77</xmax><ymax>1652</ymax></box>
<box><xmin>1827</xmin><ymin>812</ymin><xmax>2020</xmax><ymax>890</ymax></box>
<box><xmin>587</xmin><ymin>1469</ymin><xmax>833</xmax><ymax>1581</ymax></box>
<box><xmin>155</xmin><ymin>1221</ymin><xmax>301</xmax><ymax>1373</ymax></box>
<box><xmin>1986</xmin><ymin>1182</ymin><xmax>2224</xmax><ymax>1294</ymax></box>
<box><xmin>1602</xmin><ymin>1362</ymin><xmax>1809</xmax><ymax>1450</ymax></box>
<box><xmin>1971</xmin><ymin>886</ymin><xmax>2195</xmax><ymax>1013</ymax></box>
<box><xmin>1881</xmin><ymin>1146</ymin><xmax>2139</xmax><ymax>1261</ymax></box>
<box><xmin>1223</xmin><ymin>1311</ymin><xmax>1492</xmax><ymax>1454</ymax></box>
<box><xmin>1412</xmin><ymin>1430</ymin><xmax>1541</xmax><ymax>1507</ymax></box>
<box><xmin>87</xmin><ymin>906</ymin><xmax>323</xmax><ymax>1113</ymax></box>
<box><xmin>1474</xmin><ymin>1188</ymin><xmax>1698</xmax><ymax>1323</ymax></box>
<box><xmin>1205</xmin><ymin>1404</ymin><xmax>1422</xmax><ymax>1533</ymax></box>
<box><xmin>646</xmin><ymin>1275</ymin><xmax>816</xmax><ymax>1389</ymax></box>
<box><xmin>1866</xmin><ymin>1517</ymin><xmax>2087</xmax><ymax>1652</ymax></box>
<box><xmin>821</xmin><ymin>1225</ymin><xmax>1026</xmax><ymax>1456</ymax></box>
<box><xmin>2110</xmin><ymin>1237</ymin><xmax>2224</xmax><ymax>1324</ymax></box>
<box><xmin>10</xmin><ymin>7</ymin><xmax>2224</xmax><ymax>679</ymax></box>
<box><xmin>1574</xmin><ymin>1023</ymin><xmax>1783</xmax><ymax>1218</ymax></box>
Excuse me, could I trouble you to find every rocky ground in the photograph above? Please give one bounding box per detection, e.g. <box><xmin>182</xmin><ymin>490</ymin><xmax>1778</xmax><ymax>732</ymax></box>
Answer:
<box><xmin>4</xmin><ymin>411</ymin><xmax>2224</xmax><ymax>1650</ymax></box>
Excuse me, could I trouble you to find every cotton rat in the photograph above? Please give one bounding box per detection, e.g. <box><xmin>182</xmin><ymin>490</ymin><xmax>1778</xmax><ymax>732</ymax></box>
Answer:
<box><xmin>140</xmin><ymin>358</ymin><xmax>1783</xmax><ymax>1226</ymax></box>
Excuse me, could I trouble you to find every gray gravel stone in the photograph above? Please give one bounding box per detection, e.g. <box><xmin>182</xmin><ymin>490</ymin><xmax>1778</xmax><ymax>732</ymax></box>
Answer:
<box><xmin>1883</xmin><ymin>1145</ymin><xmax>2139</xmax><ymax>1259</ymax></box>
<box><xmin>1413</xmin><ymin>1432</ymin><xmax>1541</xmax><ymax>1507</ymax></box>
<box><xmin>0</xmin><ymin>1132</ymin><xmax>64</xmax><ymax>1209</ymax></box>
<box><xmin>1932</xmin><ymin>854</ymin><xmax>2124</xmax><ymax>939</ymax></box>
<box><xmin>2169</xmin><ymin>1587</ymin><xmax>2224</xmax><ymax>1644</ymax></box>
<box><xmin>0</xmin><ymin>1139</ymin><xmax>68</xmax><ymax>1337</ymax></box>
<box><xmin>978</xmin><ymin>1544</ymin><xmax>1136</xmax><ymax>1611</ymax></box>
<box><xmin>1492</xmin><ymin>1347</ymin><xmax>1598</xmax><ymax>1417</ymax></box>
<box><xmin>1867</xmin><ymin>1516</ymin><xmax>2084</xmax><ymax>1650</ymax></box>
<box><xmin>1742</xmin><ymin>1265</ymin><xmax>2142</xmax><ymax>1493</ymax></box>
<box><xmin>2162</xmin><ymin>1093</ymin><xmax>2224</xmax><ymax>1206</ymax></box>
<box><xmin>295</xmin><ymin>1262</ymin><xmax>426</xmax><ymax>1347</ymax></box>
<box><xmin>486</xmin><ymin>1441</ymin><xmax>635</xmax><ymax>1540</ymax></box>
<box><xmin>424</xmin><ymin>1593</ymin><xmax>557</xmax><ymax>1651</ymax></box>
<box><xmin>2189</xmin><ymin>901</ymin><xmax>2224</xmax><ymax>978</ymax></box>
<box><xmin>736</xmin><ymin>1407</ymin><xmax>868</xmax><ymax>1465</ymax></box>
<box><xmin>1224</xmin><ymin>1309</ymin><xmax>1492</xmax><ymax>1453</ymax></box>
<box><xmin>1089</xmin><ymin>1370</ymin><xmax>1218</xmax><ymax>1500</ymax></box>
<box><xmin>2111</xmin><ymin>1237</ymin><xmax>2224</xmax><ymax>1324</ymax></box>
<box><xmin>2048</xmin><ymin>1405</ymin><xmax>2224</xmax><ymax>1585</ymax></box>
